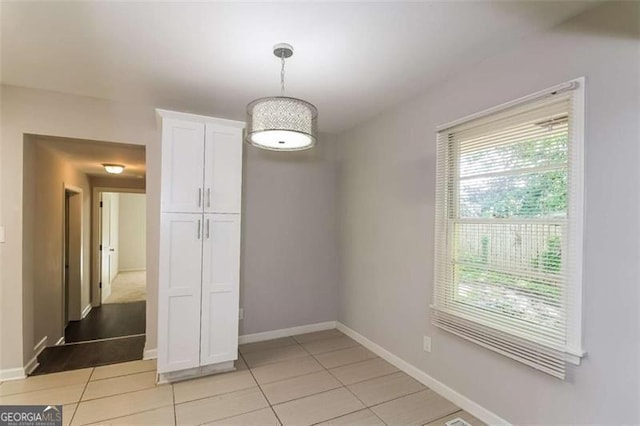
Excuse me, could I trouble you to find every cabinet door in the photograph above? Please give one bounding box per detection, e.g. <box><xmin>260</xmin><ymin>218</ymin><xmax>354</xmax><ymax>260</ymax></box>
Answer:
<box><xmin>203</xmin><ymin>124</ymin><xmax>243</xmax><ymax>214</ymax></box>
<box><xmin>200</xmin><ymin>214</ymin><xmax>241</xmax><ymax>365</ymax></box>
<box><xmin>161</xmin><ymin>119</ymin><xmax>205</xmax><ymax>213</ymax></box>
<box><xmin>158</xmin><ymin>213</ymin><xmax>203</xmax><ymax>373</ymax></box>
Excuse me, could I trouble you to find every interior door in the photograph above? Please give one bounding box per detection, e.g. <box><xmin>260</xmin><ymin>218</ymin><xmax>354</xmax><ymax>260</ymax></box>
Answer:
<box><xmin>108</xmin><ymin>193</ymin><xmax>119</xmax><ymax>283</ymax></box>
<box><xmin>67</xmin><ymin>191</ymin><xmax>83</xmax><ymax>321</ymax></box>
<box><xmin>100</xmin><ymin>193</ymin><xmax>112</xmax><ymax>302</ymax></box>
<box><xmin>64</xmin><ymin>193</ymin><xmax>70</xmax><ymax>327</ymax></box>
<box><xmin>158</xmin><ymin>213</ymin><xmax>204</xmax><ymax>373</ymax></box>
<box><xmin>161</xmin><ymin>119</ymin><xmax>206</xmax><ymax>213</ymax></box>
<box><xmin>203</xmin><ymin>124</ymin><xmax>242</xmax><ymax>213</ymax></box>
<box><xmin>200</xmin><ymin>213</ymin><xmax>240</xmax><ymax>365</ymax></box>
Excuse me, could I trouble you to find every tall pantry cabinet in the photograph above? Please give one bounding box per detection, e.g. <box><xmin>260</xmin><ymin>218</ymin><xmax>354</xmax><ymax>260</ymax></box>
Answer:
<box><xmin>156</xmin><ymin>109</ymin><xmax>244</xmax><ymax>381</ymax></box>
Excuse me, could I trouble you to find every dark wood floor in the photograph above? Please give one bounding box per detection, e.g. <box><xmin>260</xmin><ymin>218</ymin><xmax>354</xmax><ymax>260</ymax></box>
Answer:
<box><xmin>32</xmin><ymin>336</ymin><xmax>145</xmax><ymax>375</ymax></box>
<box><xmin>31</xmin><ymin>302</ymin><xmax>146</xmax><ymax>376</ymax></box>
<box><xmin>65</xmin><ymin>301</ymin><xmax>146</xmax><ymax>343</ymax></box>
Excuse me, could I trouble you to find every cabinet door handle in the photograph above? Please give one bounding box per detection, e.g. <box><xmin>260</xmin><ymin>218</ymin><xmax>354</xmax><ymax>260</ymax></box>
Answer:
<box><xmin>207</xmin><ymin>188</ymin><xmax>211</xmax><ymax>208</ymax></box>
<box><xmin>197</xmin><ymin>219</ymin><xmax>201</xmax><ymax>240</ymax></box>
<box><xmin>206</xmin><ymin>219</ymin><xmax>210</xmax><ymax>239</ymax></box>
<box><xmin>198</xmin><ymin>188</ymin><xmax>202</xmax><ymax>208</ymax></box>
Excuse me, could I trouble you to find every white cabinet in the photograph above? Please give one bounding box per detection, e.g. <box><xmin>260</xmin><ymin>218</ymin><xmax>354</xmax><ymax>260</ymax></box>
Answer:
<box><xmin>161</xmin><ymin>119</ymin><xmax>243</xmax><ymax>214</ymax></box>
<box><xmin>200</xmin><ymin>214</ymin><xmax>241</xmax><ymax>365</ymax></box>
<box><xmin>157</xmin><ymin>110</ymin><xmax>243</xmax><ymax>379</ymax></box>
<box><xmin>204</xmin><ymin>124</ymin><xmax>243</xmax><ymax>214</ymax></box>
<box><xmin>158</xmin><ymin>213</ymin><xmax>202</xmax><ymax>373</ymax></box>
<box><xmin>161</xmin><ymin>119</ymin><xmax>205</xmax><ymax>213</ymax></box>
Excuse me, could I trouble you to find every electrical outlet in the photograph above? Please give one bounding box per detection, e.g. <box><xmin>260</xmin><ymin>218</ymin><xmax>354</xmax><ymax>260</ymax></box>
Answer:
<box><xmin>239</xmin><ymin>308</ymin><xmax>244</xmax><ymax>320</ymax></box>
<box><xmin>423</xmin><ymin>336</ymin><xmax>432</xmax><ymax>353</ymax></box>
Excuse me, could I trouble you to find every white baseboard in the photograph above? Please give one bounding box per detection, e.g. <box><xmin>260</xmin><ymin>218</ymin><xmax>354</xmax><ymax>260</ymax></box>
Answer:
<box><xmin>118</xmin><ymin>268</ymin><xmax>146</xmax><ymax>273</ymax></box>
<box><xmin>143</xmin><ymin>348</ymin><xmax>158</xmax><ymax>360</ymax></box>
<box><xmin>55</xmin><ymin>336</ymin><xmax>65</xmax><ymax>346</ymax></box>
<box><xmin>0</xmin><ymin>367</ymin><xmax>27</xmax><ymax>382</ymax></box>
<box><xmin>34</xmin><ymin>336</ymin><xmax>48</xmax><ymax>355</ymax></box>
<box><xmin>336</xmin><ymin>322</ymin><xmax>510</xmax><ymax>426</ymax></box>
<box><xmin>24</xmin><ymin>336</ymin><xmax>49</xmax><ymax>376</ymax></box>
<box><xmin>238</xmin><ymin>321</ymin><xmax>337</xmax><ymax>345</ymax></box>
<box><xmin>81</xmin><ymin>304</ymin><xmax>92</xmax><ymax>319</ymax></box>
<box><xmin>24</xmin><ymin>355</ymin><xmax>39</xmax><ymax>376</ymax></box>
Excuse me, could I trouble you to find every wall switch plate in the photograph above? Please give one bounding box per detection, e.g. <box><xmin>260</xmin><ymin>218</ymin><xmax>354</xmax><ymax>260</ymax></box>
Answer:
<box><xmin>0</xmin><ymin>226</ymin><xmax>5</xmax><ymax>243</ymax></box>
<box><xmin>423</xmin><ymin>336</ymin><xmax>432</xmax><ymax>353</ymax></box>
<box><xmin>239</xmin><ymin>308</ymin><xmax>244</xmax><ymax>320</ymax></box>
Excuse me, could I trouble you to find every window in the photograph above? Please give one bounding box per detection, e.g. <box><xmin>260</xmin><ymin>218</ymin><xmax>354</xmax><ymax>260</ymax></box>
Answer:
<box><xmin>432</xmin><ymin>79</ymin><xmax>585</xmax><ymax>379</ymax></box>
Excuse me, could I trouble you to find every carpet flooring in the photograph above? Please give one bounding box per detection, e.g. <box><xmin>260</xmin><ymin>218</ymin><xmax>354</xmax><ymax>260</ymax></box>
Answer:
<box><xmin>104</xmin><ymin>270</ymin><xmax>146</xmax><ymax>304</ymax></box>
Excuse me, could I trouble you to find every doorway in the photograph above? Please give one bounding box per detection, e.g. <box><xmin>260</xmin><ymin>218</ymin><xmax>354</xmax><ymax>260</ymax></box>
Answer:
<box><xmin>23</xmin><ymin>135</ymin><xmax>147</xmax><ymax>375</ymax></box>
<box><xmin>62</xmin><ymin>189</ymin><xmax>147</xmax><ymax>345</ymax></box>
<box><xmin>100</xmin><ymin>192</ymin><xmax>147</xmax><ymax>304</ymax></box>
<box><xmin>63</xmin><ymin>186</ymin><xmax>83</xmax><ymax>330</ymax></box>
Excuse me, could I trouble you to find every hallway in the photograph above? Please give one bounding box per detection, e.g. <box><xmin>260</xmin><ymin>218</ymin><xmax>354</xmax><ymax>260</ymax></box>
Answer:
<box><xmin>65</xmin><ymin>301</ymin><xmax>146</xmax><ymax>343</ymax></box>
<box><xmin>31</xmin><ymin>302</ymin><xmax>146</xmax><ymax>375</ymax></box>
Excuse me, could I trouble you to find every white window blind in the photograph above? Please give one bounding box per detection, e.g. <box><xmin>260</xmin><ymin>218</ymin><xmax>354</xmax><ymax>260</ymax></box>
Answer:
<box><xmin>432</xmin><ymin>80</ymin><xmax>584</xmax><ymax>379</ymax></box>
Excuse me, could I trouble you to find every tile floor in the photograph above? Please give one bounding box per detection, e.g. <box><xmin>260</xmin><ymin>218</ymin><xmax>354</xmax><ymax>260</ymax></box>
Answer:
<box><xmin>0</xmin><ymin>329</ymin><xmax>486</xmax><ymax>425</ymax></box>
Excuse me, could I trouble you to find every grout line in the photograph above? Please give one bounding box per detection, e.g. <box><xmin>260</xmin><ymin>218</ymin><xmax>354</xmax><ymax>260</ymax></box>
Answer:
<box><xmin>301</xmin><ymin>338</ymin><xmax>389</xmax><ymax>426</ymax></box>
<box><xmin>78</xmin><ymin>381</ymin><xmax>162</xmax><ymax>403</ymax></box>
<box><xmin>368</xmin><ymin>387</ymin><xmax>432</xmax><ymax>409</ymax></box>
<box><xmin>245</xmin><ymin>340</ymin><xmax>365</xmax><ymax>370</ymax></box>
<box><xmin>171</xmin><ymin>383</ymin><xmax>177</xmax><ymax>426</ymax></box>
<box><xmin>196</xmin><ymin>406</ymin><xmax>275</xmax><ymax>426</ymax></box>
<box><xmin>89</xmin><ymin>367</ymin><xmax>157</xmax><ymax>383</ymax></box>
<box><xmin>291</xmin><ymin>332</ymin><xmax>346</xmax><ymax>345</ymax></box>
<box><xmin>269</xmin><ymin>385</ymin><xmax>350</xmax><ymax>409</ymax></box>
<box><xmin>239</xmin><ymin>338</ymin><xmax>300</xmax><ymax>354</ymax></box>
<box><xmin>240</xmin><ymin>351</ymin><xmax>284</xmax><ymax>426</ymax></box>
<box><xmin>300</xmin><ymin>341</ymin><xmax>362</xmax><ymax>357</ymax></box>
<box><xmin>322</xmin><ymin>363</ymin><xmax>388</xmax><ymax>425</ymax></box>
<box><xmin>286</xmin><ymin>338</ymin><xmax>388</xmax><ymax>425</ymax></box>
<box><xmin>321</xmin><ymin>354</ymin><xmax>383</xmax><ymax>371</ymax></box>
<box><xmin>77</xmin><ymin>382</ymin><xmax>159</xmax><ymax>402</ymax></box>
<box><xmin>255</xmin><ymin>366</ymin><xmax>326</xmax><ymax>387</ymax></box>
<box><xmin>172</xmin><ymin>383</ymin><xmax>257</xmax><ymax>407</ymax></box>
<box><xmin>73</xmin><ymin>403</ymin><xmax>175</xmax><ymax>426</ymax></box>
<box><xmin>245</xmin><ymin>355</ymin><xmax>309</xmax><ymax>370</ymax></box>
<box><xmin>333</xmin><ymin>370</ymin><xmax>402</xmax><ymax>387</ymax></box>
<box><xmin>69</xmin><ymin>368</ymin><xmax>94</xmax><ymax>426</ymax></box>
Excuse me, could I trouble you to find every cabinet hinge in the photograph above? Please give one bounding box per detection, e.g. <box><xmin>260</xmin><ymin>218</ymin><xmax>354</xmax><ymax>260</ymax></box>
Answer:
<box><xmin>99</xmin><ymin>282</ymin><xmax>102</xmax><ymax>289</ymax></box>
<box><xmin>100</xmin><ymin>201</ymin><xmax>103</xmax><ymax>208</ymax></box>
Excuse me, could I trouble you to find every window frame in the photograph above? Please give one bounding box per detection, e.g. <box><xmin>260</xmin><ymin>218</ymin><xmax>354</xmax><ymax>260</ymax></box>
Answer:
<box><xmin>433</xmin><ymin>78</ymin><xmax>586</xmax><ymax>365</ymax></box>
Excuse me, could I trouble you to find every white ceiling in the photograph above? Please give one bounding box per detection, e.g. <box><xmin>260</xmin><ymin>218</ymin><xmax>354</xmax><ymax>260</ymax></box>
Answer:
<box><xmin>2</xmin><ymin>1</ymin><xmax>597</xmax><ymax>133</ymax></box>
<box><xmin>33</xmin><ymin>135</ymin><xmax>146</xmax><ymax>179</ymax></box>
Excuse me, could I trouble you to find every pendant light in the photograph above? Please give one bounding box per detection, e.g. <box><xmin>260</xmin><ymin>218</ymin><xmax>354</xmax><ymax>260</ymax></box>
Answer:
<box><xmin>245</xmin><ymin>43</ymin><xmax>318</xmax><ymax>151</ymax></box>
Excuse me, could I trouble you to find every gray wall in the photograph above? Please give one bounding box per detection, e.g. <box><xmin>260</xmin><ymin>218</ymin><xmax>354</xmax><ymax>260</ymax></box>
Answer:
<box><xmin>240</xmin><ymin>135</ymin><xmax>341</xmax><ymax>335</ymax></box>
<box><xmin>336</xmin><ymin>2</ymin><xmax>639</xmax><ymax>424</ymax></box>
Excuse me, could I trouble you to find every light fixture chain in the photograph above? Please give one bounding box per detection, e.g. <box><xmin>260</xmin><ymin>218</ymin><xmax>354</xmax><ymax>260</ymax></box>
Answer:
<box><xmin>280</xmin><ymin>52</ymin><xmax>286</xmax><ymax>95</ymax></box>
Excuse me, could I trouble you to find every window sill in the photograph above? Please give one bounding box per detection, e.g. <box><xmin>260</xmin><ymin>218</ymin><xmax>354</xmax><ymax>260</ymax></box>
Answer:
<box><xmin>565</xmin><ymin>348</ymin><xmax>586</xmax><ymax>366</ymax></box>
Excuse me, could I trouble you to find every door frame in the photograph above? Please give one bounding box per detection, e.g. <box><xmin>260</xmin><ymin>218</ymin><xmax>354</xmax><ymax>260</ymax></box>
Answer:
<box><xmin>91</xmin><ymin>186</ymin><xmax>146</xmax><ymax>307</ymax></box>
<box><xmin>62</xmin><ymin>183</ymin><xmax>83</xmax><ymax>334</ymax></box>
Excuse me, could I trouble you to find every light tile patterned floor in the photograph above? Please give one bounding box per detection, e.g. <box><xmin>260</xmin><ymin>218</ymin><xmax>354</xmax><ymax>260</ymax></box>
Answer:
<box><xmin>0</xmin><ymin>329</ymin><xmax>486</xmax><ymax>425</ymax></box>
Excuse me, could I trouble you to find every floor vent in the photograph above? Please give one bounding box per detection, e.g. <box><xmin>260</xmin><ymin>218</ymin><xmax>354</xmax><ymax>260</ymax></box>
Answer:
<box><xmin>445</xmin><ymin>418</ymin><xmax>472</xmax><ymax>426</ymax></box>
